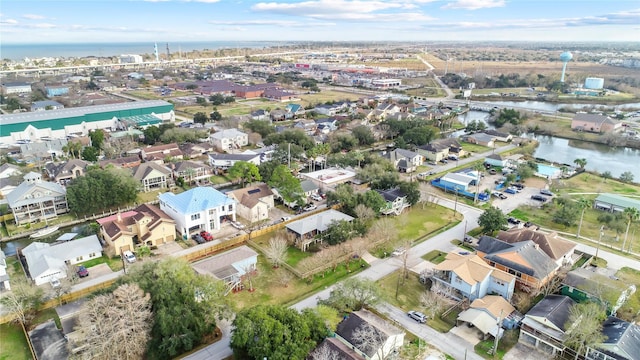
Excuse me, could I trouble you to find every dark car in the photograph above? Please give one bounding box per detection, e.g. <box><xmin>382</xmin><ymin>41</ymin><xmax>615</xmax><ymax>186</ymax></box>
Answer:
<box><xmin>439</xmin><ymin>159</ymin><xmax>449</xmax><ymax>164</ymax></box>
<box><xmin>512</xmin><ymin>183</ymin><xmax>525</xmax><ymax>190</ymax></box>
<box><xmin>507</xmin><ymin>217</ymin><xmax>521</xmax><ymax>225</ymax></box>
<box><xmin>488</xmin><ymin>169</ymin><xmax>497</xmax><ymax>175</ymax></box>
<box><xmin>531</xmin><ymin>194</ymin><xmax>548</xmax><ymax>202</ymax></box>
<box><xmin>76</xmin><ymin>265</ymin><xmax>89</xmax><ymax>278</ymax></box>
<box><xmin>192</xmin><ymin>234</ymin><xmax>206</xmax><ymax>244</ymax></box>
<box><xmin>540</xmin><ymin>189</ymin><xmax>554</xmax><ymax>196</ymax></box>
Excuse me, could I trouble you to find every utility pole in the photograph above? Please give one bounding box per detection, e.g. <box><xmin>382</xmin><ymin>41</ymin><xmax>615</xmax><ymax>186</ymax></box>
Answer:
<box><xmin>595</xmin><ymin>225</ymin><xmax>605</xmax><ymax>260</ymax></box>
<box><xmin>492</xmin><ymin>309</ymin><xmax>503</xmax><ymax>355</ymax></box>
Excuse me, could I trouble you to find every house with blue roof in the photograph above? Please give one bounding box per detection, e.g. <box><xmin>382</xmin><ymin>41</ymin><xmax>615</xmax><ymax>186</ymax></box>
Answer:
<box><xmin>158</xmin><ymin>187</ymin><xmax>237</xmax><ymax>238</ymax></box>
<box><xmin>285</xmin><ymin>103</ymin><xmax>305</xmax><ymax>118</ymax></box>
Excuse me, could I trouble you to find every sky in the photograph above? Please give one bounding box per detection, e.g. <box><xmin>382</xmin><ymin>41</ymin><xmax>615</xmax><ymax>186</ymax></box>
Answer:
<box><xmin>1</xmin><ymin>0</ymin><xmax>639</xmax><ymax>44</ymax></box>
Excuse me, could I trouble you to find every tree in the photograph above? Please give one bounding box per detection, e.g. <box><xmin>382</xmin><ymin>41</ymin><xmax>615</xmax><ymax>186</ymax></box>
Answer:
<box><xmin>265</xmin><ymin>236</ymin><xmax>288</xmax><ymax>268</ymax></box>
<box><xmin>564</xmin><ymin>302</ymin><xmax>606</xmax><ymax>360</ymax></box>
<box><xmin>193</xmin><ymin>112</ymin><xmax>208</xmax><ymax>124</ymax></box>
<box><xmin>228</xmin><ymin>161</ymin><xmax>261</xmax><ymax>187</ymax></box>
<box><xmin>351</xmin><ymin>125</ymin><xmax>375</xmax><ymax>146</ymax></box>
<box><xmin>268</xmin><ymin>165</ymin><xmax>303</xmax><ymax>205</ymax></box>
<box><xmin>419</xmin><ymin>290</ymin><xmax>447</xmax><ymax>319</ymax></box>
<box><xmin>478</xmin><ymin>206</ymin><xmax>507</xmax><ymax>234</ymax></box>
<box><xmin>210</xmin><ymin>110</ymin><xmax>222</xmax><ymax>121</ymax></box>
<box><xmin>81</xmin><ymin>146</ymin><xmax>100</xmax><ymax>162</ymax></box>
<box><xmin>352</xmin><ymin>322</ymin><xmax>400</xmax><ymax>360</ymax></box>
<box><xmin>62</xmin><ymin>140</ymin><xmax>83</xmax><ymax>159</ymax></box>
<box><xmin>553</xmin><ymin>201</ymin><xmax>578</xmax><ymax>227</ymax></box>
<box><xmin>622</xmin><ymin>207</ymin><xmax>639</xmax><ymax>253</ymax></box>
<box><xmin>66</xmin><ymin>167</ymin><xmax>139</xmax><ymax>216</ymax></box>
<box><xmin>74</xmin><ymin>283</ymin><xmax>152</xmax><ymax>360</ymax></box>
<box><xmin>143</xmin><ymin>126</ymin><xmax>162</xmax><ymax>145</ymax></box>
<box><xmin>601</xmin><ymin>171</ymin><xmax>612</xmax><ymax>182</ymax></box>
<box><xmin>258</xmin><ymin>160</ymin><xmax>279</xmax><ymax>183</ymax></box>
<box><xmin>231</xmin><ymin>305</ymin><xmax>327</xmax><ymax>360</ymax></box>
<box><xmin>397</xmin><ymin>181</ymin><xmax>420</xmax><ymax>206</ymax></box>
<box><xmin>323</xmin><ymin>277</ymin><xmax>381</xmax><ymax>311</ymax></box>
<box><xmin>244</xmin><ymin>120</ymin><xmax>275</xmax><ymax>138</ymax></box>
<box><xmin>619</xmin><ymin>171</ymin><xmax>634</xmax><ymax>183</ymax></box>
<box><xmin>574</xmin><ymin>158</ymin><xmax>587</xmax><ymax>170</ymax></box>
<box><xmin>89</xmin><ymin>129</ymin><xmax>105</xmax><ymax>150</ymax></box>
<box><xmin>576</xmin><ymin>197</ymin><xmax>592</xmax><ymax>238</ymax></box>
<box><xmin>309</xmin><ymin>342</ymin><xmax>341</xmax><ymax>360</ymax></box>
<box><xmin>0</xmin><ymin>282</ymin><xmax>43</xmax><ymax>331</ymax></box>
<box><xmin>131</xmin><ymin>258</ymin><xmax>232</xmax><ymax>360</ymax></box>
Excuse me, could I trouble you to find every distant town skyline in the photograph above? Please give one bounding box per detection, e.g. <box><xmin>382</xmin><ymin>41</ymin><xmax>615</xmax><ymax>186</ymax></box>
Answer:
<box><xmin>2</xmin><ymin>0</ymin><xmax>639</xmax><ymax>44</ymax></box>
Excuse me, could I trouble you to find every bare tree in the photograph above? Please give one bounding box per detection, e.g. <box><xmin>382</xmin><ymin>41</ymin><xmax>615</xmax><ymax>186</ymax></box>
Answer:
<box><xmin>352</xmin><ymin>323</ymin><xmax>399</xmax><ymax>360</ymax></box>
<box><xmin>419</xmin><ymin>290</ymin><xmax>448</xmax><ymax>319</ymax></box>
<box><xmin>264</xmin><ymin>236</ymin><xmax>288</xmax><ymax>268</ymax></box>
<box><xmin>73</xmin><ymin>283</ymin><xmax>152</xmax><ymax>360</ymax></box>
<box><xmin>0</xmin><ymin>282</ymin><xmax>43</xmax><ymax>331</ymax></box>
<box><xmin>370</xmin><ymin>218</ymin><xmax>398</xmax><ymax>247</ymax></box>
<box><xmin>276</xmin><ymin>270</ymin><xmax>293</xmax><ymax>288</ymax></box>
<box><xmin>564</xmin><ymin>302</ymin><xmax>607</xmax><ymax>360</ymax></box>
<box><xmin>309</xmin><ymin>342</ymin><xmax>341</xmax><ymax>360</ymax></box>
<box><xmin>354</xmin><ymin>204</ymin><xmax>376</xmax><ymax>223</ymax></box>
<box><xmin>538</xmin><ymin>268</ymin><xmax>568</xmax><ymax>297</ymax></box>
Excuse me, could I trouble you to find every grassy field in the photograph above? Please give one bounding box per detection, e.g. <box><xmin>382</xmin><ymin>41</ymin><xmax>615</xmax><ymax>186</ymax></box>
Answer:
<box><xmin>0</xmin><ymin>323</ymin><xmax>31</xmax><ymax>360</ymax></box>
<box><xmin>460</xmin><ymin>142</ymin><xmax>492</xmax><ymax>154</ymax></box>
<box><xmin>80</xmin><ymin>255</ymin><xmax>124</xmax><ymax>272</ymax></box>
<box><xmin>378</xmin><ymin>271</ymin><xmax>424</xmax><ymax>312</ymax></box>
<box><xmin>297</xmin><ymin>90</ymin><xmax>359</xmax><ymax>108</ymax></box>
<box><xmin>614</xmin><ymin>267</ymin><xmax>640</xmax><ymax>321</ymax></box>
<box><xmin>474</xmin><ymin>329</ymin><xmax>520</xmax><ymax>360</ymax></box>
<box><xmin>422</xmin><ymin>250</ymin><xmax>447</xmax><ymax>264</ymax></box>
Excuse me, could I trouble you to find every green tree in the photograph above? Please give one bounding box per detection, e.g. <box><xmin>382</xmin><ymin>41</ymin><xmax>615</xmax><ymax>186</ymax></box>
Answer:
<box><xmin>66</xmin><ymin>167</ymin><xmax>139</xmax><ymax>215</ymax></box>
<box><xmin>398</xmin><ymin>181</ymin><xmax>420</xmax><ymax>206</ymax></box>
<box><xmin>258</xmin><ymin>160</ymin><xmax>279</xmax><ymax>183</ymax></box>
<box><xmin>62</xmin><ymin>141</ymin><xmax>83</xmax><ymax>159</ymax></box>
<box><xmin>231</xmin><ymin>305</ymin><xmax>326</xmax><ymax>360</ymax></box>
<box><xmin>351</xmin><ymin>125</ymin><xmax>375</xmax><ymax>146</ymax></box>
<box><xmin>131</xmin><ymin>258</ymin><xmax>233</xmax><ymax>360</ymax></box>
<box><xmin>5</xmin><ymin>97</ymin><xmax>22</xmax><ymax>111</ymax></box>
<box><xmin>196</xmin><ymin>96</ymin><xmax>207</xmax><ymax>106</ymax></box>
<box><xmin>89</xmin><ymin>129</ymin><xmax>105</xmax><ymax>150</ymax></box>
<box><xmin>210</xmin><ymin>110</ymin><xmax>222</xmax><ymax>121</ymax></box>
<box><xmin>493</xmin><ymin>108</ymin><xmax>522</xmax><ymax>127</ymax></box>
<box><xmin>81</xmin><ymin>146</ymin><xmax>100</xmax><ymax>162</ymax></box>
<box><xmin>193</xmin><ymin>112</ymin><xmax>208</xmax><ymax>124</ymax></box>
<box><xmin>244</xmin><ymin>119</ymin><xmax>275</xmax><ymax>138</ymax></box>
<box><xmin>322</xmin><ymin>277</ymin><xmax>381</xmax><ymax>312</ymax></box>
<box><xmin>516</xmin><ymin>162</ymin><xmax>535</xmax><ymax>180</ymax></box>
<box><xmin>323</xmin><ymin>220</ymin><xmax>355</xmax><ymax>245</ymax></box>
<box><xmin>601</xmin><ymin>171</ymin><xmax>612</xmax><ymax>182</ymax></box>
<box><xmin>622</xmin><ymin>207</ymin><xmax>639</xmax><ymax>253</ymax></box>
<box><xmin>403</xmin><ymin>126</ymin><xmax>436</xmax><ymax>146</ymax></box>
<box><xmin>143</xmin><ymin>125</ymin><xmax>162</xmax><ymax>145</ymax></box>
<box><xmin>228</xmin><ymin>161</ymin><xmax>261</xmax><ymax>187</ymax></box>
<box><xmin>478</xmin><ymin>206</ymin><xmax>507</xmax><ymax>234</ymax></box>
<box><xmin>553</xmin><ymin>202</ymin><xmax>578</xmax><ymax>227</ymax></box>
<box><xmin>564</xmin><ymin>302</ymin><xmax>606</xmax><ymax>360</ymax></box>
<box><xmin>576</xmin><ymin>197</ymin><xmax>592</xmax><ymax>239</ymax></box>
<box><xmin>619</xmin><ymin>171</ymin><xmax>634</xmax><ymax>183</ymax></box>
<box><xmin>574</xmin><ymin>158</ymin><xmax>587</xmax><ymax>170</ymax></box>
<box><xmin>268</xmin><ymin>165</ymin><xmax>303</xmax><ymax>205</ymax></box>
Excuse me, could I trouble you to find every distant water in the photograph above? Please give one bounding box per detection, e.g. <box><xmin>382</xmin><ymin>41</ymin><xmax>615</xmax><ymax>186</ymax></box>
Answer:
<box><xmin>1</xmin><ymin>41</ymin><xmax>289</xmax><ymax>61</ymax></box>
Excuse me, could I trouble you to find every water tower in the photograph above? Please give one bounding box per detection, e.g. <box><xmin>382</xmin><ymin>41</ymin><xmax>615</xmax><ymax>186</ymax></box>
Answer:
<box><xmin>560</xmin><ymin>51</ymin><xmax>573</xmax><ymax>83</ymax></box>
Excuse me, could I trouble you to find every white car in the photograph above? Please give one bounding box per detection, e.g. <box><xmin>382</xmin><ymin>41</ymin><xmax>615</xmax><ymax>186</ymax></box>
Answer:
<box><xmin>311</xmin><ymin>194</ymin><xmax>322</xmax><ymax>201</ymax></box>
<box><xmin>123</xmin><ymin>250</ymin><xmax>136</xmax><ymax>263</ymax></box>
<box><xmin>303</xmin><ymin>204</ymin><xmax>317</xmax><ymax>211</ymax></box>
<box><xmin>231</xmin><ymin>221</ymin><xmax>245</xmax><ymax>230</ymax></box>
<box><xmin>50</xmin><ymin>278</ymin><xmax>61</xmax><ymax>288</ymax></box>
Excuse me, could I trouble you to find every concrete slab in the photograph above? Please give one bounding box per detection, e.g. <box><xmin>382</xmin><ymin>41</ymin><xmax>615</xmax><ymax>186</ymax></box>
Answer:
<box><xmin>503</xmin><ymin>342</ymin><xmax>553</xmax><ymax>360</ymax></box>
<box><xmin>28</xmin><ymin>320</ymin><xmax>69</xmax><ymax>360</ymax></box>
<box><xmin>360</xmin><ymin>251</ymin><xmax>378</xmax><ymax>265</ymax></box>
<box><xmin>449</xmin><ymin>325</ymin><xmax>483</xmax><ymax>345</ymax></box>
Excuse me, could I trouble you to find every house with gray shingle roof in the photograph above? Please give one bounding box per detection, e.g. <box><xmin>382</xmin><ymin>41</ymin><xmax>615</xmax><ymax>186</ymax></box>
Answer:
<box><xmin>131</xmin><ymin>162</ymin><xmax>172</xmax><ymax>192</ymax></box>
<box><xmin>210</xmin><ymin>129</ymin><xmax>248</xmax><ymax>152</ymax></box>
<box><xmin>6</xmin><ymin>172</ymin><xmax>68</xmax><ymax>225</ymax></box>
<box><xmin>192</xmin><ymin>245</ymin><xmax>258</xmax><ymax>294</ymax></box>
<box><xmin>496</xmin><ymin>228</ymin><xmax>577</xmax><ymax>267</ymax></box>
<box><xmin>171</xmin><ymin>160</ymin><xmax>211</xmax><ymax>184</ymax></box>
<box><xmin>0</xmin><ymin>163</ymin><xmax>21</xmax><ymax>179</ymax></box>
<box><xmin>335</xmin><ymin>309</ymin><xmax>405</xmax><ymax>360</ymax></box>
<box><xmin>45</xmin><ymin>159</ymin><xmax>90</xmax><ymax>185</ymax></box>
<box><xmin>588</xmin><ymin>316</ymin><xmax>640</xmax><ymax>360</ymax></box>
<box><xmin>383</xmin><ymin>148</ymin><xmax>423</xmax><ymax>173</ymax></box>
<box><xmin>158</xmin><ymin>187</ymin><xmax>236</xmax><ymax>237</ymax></box>
<box><xmin>285</xmin><ymin>209</ymin><xmax>353</xmax><ymax>251</ymax></box>
<box><xmin>519</xmin><ymin>295</ymin><xmax>576</xmax><ymax>356</ymax></box>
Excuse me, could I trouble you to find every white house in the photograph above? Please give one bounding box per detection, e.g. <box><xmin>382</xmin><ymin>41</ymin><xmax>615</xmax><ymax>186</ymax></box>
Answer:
<box><xmin>0</xmin><ymin>250</ymin><xmax>10</xmax><ymax>291</ymax></box>
<box><xmin>192</xmin><ymin>245</ymin><xmax>258</xmax><ymax>294</ymax></box>
<box><xmin>22</xmin><ymin>235</ymin><xmax>103</xmax><ymax>286</ymax></box>
<box><xmin>0</xmin><ymin>163</ymin><xmax>21</xmax><ymax>179</ymax></box>
<box><xmin>210</xmin><ymin>129</ymin><xmax>249</xmax><ymax>152</ymax></box>
<box><xmin>158</xmin><ymin>187</ymin><xmax>237</xmax><ymax>238</ymax></box>
<box><xmin>208</xmin><ymin>153</ymin><xmax>261</xmax><ymax>170</ymax></box>
<box><xmin>227</xmin><ymin>183</ymin><xmax>274</xmax><ymax>223</ymax></box>
<box><xmin>6</xmin><ymin>172</ymin><xmax>69</xmax><ymax>225</ymax></box>
<box><xmin>335</xmin><ymin>309</ymin><xmax>405</xmax><ymax>360</ymax></box>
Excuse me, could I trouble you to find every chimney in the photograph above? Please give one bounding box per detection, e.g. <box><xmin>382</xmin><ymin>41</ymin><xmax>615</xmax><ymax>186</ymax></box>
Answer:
<box><xmin>116</xmin><ymin>212</ymin><xmax>122</xmax><ymax>222</ymax></box>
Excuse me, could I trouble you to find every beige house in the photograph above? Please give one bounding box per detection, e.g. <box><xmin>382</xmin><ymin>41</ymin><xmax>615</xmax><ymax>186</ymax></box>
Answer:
<box><xmin>45</xmin><ymin>159</ymin><xmax>90</xmax><ymax>185</ymax></box>
<box><xmin>131</xmin><ymin>162</ymin><xmax>172</xmax><ymax>192</ymax></box>
<box><xmin>97</xmin><ymin>203</ymin><xmax>176</xmax><ymax>255</ymax></box>
<box><xmin>227</xmin><ymin>183</ymin><xmax>274</xmax><ymax>223</ymax></box>
<box><xmin>571</xmin><ymin>113</ymin><xmax>621</xmax><ymax>133</ymax></box>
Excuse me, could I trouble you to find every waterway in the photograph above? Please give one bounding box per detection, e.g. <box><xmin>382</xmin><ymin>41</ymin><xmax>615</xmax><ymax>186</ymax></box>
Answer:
<box><xmin>481</xmin><ymin>100</ymin><xmax>640</xmax><ymax>112</ymax></box>
<box><xmin>456</xmin><ymin>110</ymin><xmax>639</xmax><ymax>180</ymax></box>
<box><xmin>1</xmin><ymin>223</ymin><xmax>93</xmax><ymax>256</ymax></box>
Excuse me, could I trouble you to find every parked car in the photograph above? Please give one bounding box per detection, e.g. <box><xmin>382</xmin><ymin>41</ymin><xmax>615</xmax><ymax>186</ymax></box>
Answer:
<box><xmin>507</xmin><ymin>217</ymin><xmax>521</xmax><ymax>225</ymax></box>
<box><xmin>439</xmin><ymin>159</ymin><xmax>449</xmax><ymax>164</ymax></box>
<box><xmin>50</xmin><ymin>278</ymin><xmax>61</xmax><ymax>288</ymax></box>
<box><xmin>311</xmin><ymin>194</ymin><xmax>322</xmax><ymax>201</ymax></box>
<box><xmin>448</xmin><ymin>155</ymin><xmax>458</xmax><ymax>161</ymax></box>
<box><xmin>407</xmin><ymin>310</ymin><xmax>427</xmax><ymax>323</ymax></box>
<box><xmin>531</xmin><ymin>194</ymin><xmax>548</xmax><ymax>202</ymax></box>
<box><xmin>540</xmin><ymin>189</ymin><xmax>554</xmax><ymax>196</ymax></box>
<box><xmin>123</xmin><ymin>250</ymin><xmax>136</xmax><ymax>263</ymax></box>
<box><xmin>504</xmin><ymin>187</ymin><xmax>517</xmax><ymax>194</ymax></box>
<box><xmin>491</xmin><ymin>191</ymin><xmax>507</xmax><ymax>200</ymax></box>
<box><xmin>192</xmin><ymin>234</ymin><xmax>206</xmax><ymax>244</ymax></box>
<box><xmin>303</xmin><ymin>204</ymin><xmax>317</xmax><ymax>211</ymax></box>
<box><xmin>280</xmin><ymin>216</ymin><xmax>291</xmax><ymax>222</ymax></box>
<box><xmin>76</xmin><ymin>265</ymin><xmax>89</xmax><ymax>278</ymax></box>
<box><xmin>200</xmin><ymin>231</ymin><xmax>214</xmax><ymax>241</ymax></box>
<box><xmin>488</xmin><ymin>169</ymin><xmax>497</xmax><ymax>175</ymax></box>
<box><xmin>512</xmin><ymin>183</ymin><xmax>525</xmax><ymax>190</ymax></box>
<box><xmin>231</xmin><ymin>221</ymin><xmax>245</xmax><ymax>230</ymax></box>
<box><xmin>391</xmin><ymin>247</ymin><xmax>406</xmax><ymax>256</ymax></box>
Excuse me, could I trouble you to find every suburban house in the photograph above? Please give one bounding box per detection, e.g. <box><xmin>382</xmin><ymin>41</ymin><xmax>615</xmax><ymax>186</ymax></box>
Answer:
<box><xmin>315</xmin><ymin>118</ymin><xmax>338</xmax><ymax>134</ymax></box>
<box><xmin>560</xmin><ymin>267</ymin><xmax>627</xmax><ymax>311</ymax></box>
<box><xmin>0</xmin><ymin>163</ymin><xmax>21</xmax><ymax>179</ymax></box>
<box><xmin>99</xmin><ymin>155</ymin><xmax>141</xmax><ymax>169</ymax></box>
<box><xmin>6</xmin><ymin>172</ymin><xmax>69</xmax><ymax>225</ymax></box>
<box><xmin>21</xmin><ymin>235</ymin><xmax>102</xmax><ymax>285</ymax></box>
<box><xmin>475</xmin><ymin>236</ymin><xmax>559</xmax><ymax>291</ymax></box>
<box><xmin>192</xmin><ymin>245</ymin><xmax>258</xmax><ymax>294</ymax></box>
<box><xmin>270</xmin><ymin>109</ymin><xmax>288</xmax><ymax>121</ymax></box>
<box><xmin>519</xmin><ymin>295</ymin><xmax>576</xmax><ymax>356</ymax></box>
<box><xmin>96</xmin><ymin>203</ymin><xmax>176</xmax><ymax>256</ymax></box>
<box><xmin>586</xmin><ymin>316</ymin><xmax>640</xmax><ymax>360</ymax></box>
<box><xmin>495</xmin><ymin>228</ymin><xmax>577</xmax><ymax>267</ymax></box>
<box><xmin>251</xmin><ymin>109</ymin><xmax>269</xmax><ymax>121</ymax></box>
<box><xmin>375</xmin><ymin>188</ymin><xmax>409</xmax><ymax>216</ymax></box>
<box><xmin>31</xmin><ymin>100</ymin><xmax>65</xmax><ymax>111</ymax></box>
<box><xmin>417</xmin><ymin>139</ymin><xmax>464</xmax><ymax>162</ymax></box>
<box><xmin>464</xmin><ymin>132</ymin><xmax>496</xmax><ymax>147</ymax></box>
<box><xmin>294</xmin><ymin>119</ymin><xmax>318</xmax><ymax>135</ymax></box>
<box><xmin>141</xmin><ymin>143</ymin><xmax>183</xmax><ymax>162</ymax></box>
<box><xmin>571</xmin><ymin>113</ymin><xmax>622</xmax><ymax>133</ymax></box>
<box><xmin>45</xmin><ymin>159</ymin><xmax>90</xmax><ymax>185</ymax></box>
<box><xmin>2</xmin><ymin>81</ymin><xmax>32</xmax><ymax>94</ymax></box>
<box><xmin>370</xmin><ymin>102</ymin><xmax>401</xmax><ymax>120</ymax></box>
<box><xmin>0</xmin><ymin>250</ymin><xmax>10</xmax><ymax>291</ymax></box>
<box><xmin>171</xmin><ymin>160</ymin><xmax>211</xmax><ymax>184</ymax></box>
<box><xmin>208</xmin><ymin>153</ymin><xmax>261</xmax><ymax>171</ymax></box>
<box><xmin>179</xmin><ymin>142</ymin><xmax>214</xmax><ymax>159</ymax></box>
<box><xmin>383</xmin><ymin>148</ymin><xmax>423</xmax><ymax>173</ymax></box>
<box><xmin>310</xmin><ymin>338</ymin><xmax>364</xmax><ymax>360</ymax></box>
<box><xmin>457</xmin><ymin>295</ymin><xmax>517</xmax><ymax>340</ymax></box>
<box><xmin>431</xmin><ymin>251</ymin><xmax>516</xmax><ymax>301</ymax></box>
<box><xmin>210</xmin><ymin>129</ymin><xmax>249</xmax><ymax>152</ymax></box>
<box><xmin>300</xmin><ymin>168</ymin><xmax>357</xmax><ymax>192</ymax></box>
<box><xmin>335</xmin><ymin>309</ymin><xmax>405</xmax><ymax>360</ymax></box>
<box><xmin>314</xmin><ymin>103</ymin><xmax>347</xmax><ymax>116</ymax></box>
<box><xmin>285</xmin><ymin>209</ymin><xmax>354</xmax><ymax>251</ymax></box>
<box><xmin>593</xmin><ymin>193</ymin><xmax>640</xmax><ymax>213</ymax></box>
<box><xmin>131</xmin><ymin>162</ymin><xmax>173</xmax><ymax>192</ymax></box>
<box><xmin>285</xmin><ymin>103</ymin><xmax>305</xmax><ymax>118</ymax></box>
<box><xmin>0</xmin><ymin>177</ymin><xmax>21</xmax><ymax>197</ymax></box>
<box><xmin>227</xmin><ymin>183</ymin><xmax>274</xmax><ymax>223</ymax></box>
<box><xmin>483</xmin><ymin>129</ymin><xmax>513</xmax><ymax>142</ymax></box>
<box><xmin>301</xmin><ymin>180</ymin><xmax>320</xmax><ymax>199</ymax></box>
<box><xmin>158</xmin><ymin>187</ymin><xmax>236</xmax><ymax>238</ymax></box>
<box><xmin>484</xmin><ymin>154</ymin><xmax>508</xmax><ymax>167</ymax></box>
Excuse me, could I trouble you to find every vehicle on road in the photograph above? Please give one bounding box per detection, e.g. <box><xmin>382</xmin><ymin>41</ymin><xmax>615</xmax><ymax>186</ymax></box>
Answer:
<box><xmin>303</xmin><ymin>204</ymin><xmax>317</xmax><ymax>211</ymax></box>
<box><xmin>123</xmin><ymin>250</ymin><xmax>136</xmax><ymax>263</ymax></box>
<box><xmin>192</xmin><ymin>234</ymin><xmax>206</xmax><ymax>244</ymax></box>
<box><xmin>76</xmin><ymin>265</ymin><xmax>89</xmax><ymax>278</ymax></box>
<box><xmin>391</xmin><ymin>248</ymin><xmax>406</xmax><ymax>256</ymax></box>
<box><xmin>540</xmin><ymin>189</ymin><xmax>554</xmax><ymax>196</ymax></box>
<box><xmin>439</xmin><ymin>159</ymin><xmax>448</xmax><ymax>164</ymax></box>
<box><xmin>407</xmin><ymin>310</ymin><xmax>427</xmax><ymax>323</ymax></box>
<box><xmin>531</xmin><ymin>194</ymin><xmax>548</xmax><ymax>202</ymax></box>
<box><xmin>507</xmin><ymin>217</ymin><xmax>522</xmax><ymax>225</ymax></box>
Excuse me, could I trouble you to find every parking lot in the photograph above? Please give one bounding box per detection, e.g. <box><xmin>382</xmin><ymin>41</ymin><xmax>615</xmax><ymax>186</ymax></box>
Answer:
<box><xmin>479</xmin><ymin>171</ymin><xmax>552</xmax><ymax>214</ymax></box>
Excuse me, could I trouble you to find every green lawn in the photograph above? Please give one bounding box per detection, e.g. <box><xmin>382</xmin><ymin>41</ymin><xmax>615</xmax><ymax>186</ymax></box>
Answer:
<box><xmin>422</xmin><ymin>250</ymin><xmax>447</xmax><ymax>264</ymax></box>
<box><xmin>460</xmin><ymin>142</ymin><xmax>491</xmax><ymax>154</ymax></box>
<box><xmin>615</xmin><ymin>267</ymin><xmax>640</xmax><ymax>321</ymax></box>
<box><xmin>474</xmin><ymin>329</ymin><xmax>520</xmax><ymax>359</ymax></box>
<box><xmin>80</xmin><ymin>255</ymin><xmax>123</xmax><ymax>272</ymax></box>
<box><xmin>377</xmin><ymin>271</ymin><xmax>424</xmax><ymax>312</ymax></box>
<box><xmin>0</xmin><ymin>323</ymin><xmax>31</xmax><ymax>360</ymax></box>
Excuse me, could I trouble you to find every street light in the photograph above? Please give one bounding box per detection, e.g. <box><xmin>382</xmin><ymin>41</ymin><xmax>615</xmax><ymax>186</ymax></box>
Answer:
<box><xmin>595</xmin><ymin>225</ymin><xmax>605</xmax><ymax>260</ymax></box>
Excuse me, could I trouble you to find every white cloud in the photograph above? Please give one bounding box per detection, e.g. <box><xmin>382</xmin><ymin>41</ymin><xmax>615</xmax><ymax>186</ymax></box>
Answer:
<box><xmin>23</xmin><ymin>14</ymin><xmax>45</xmax><ymax>20</ymax></box>
<box><xmin>1</xmin><ymin>18</ymin><xmax>18</xmax><ymax>25</ymax></box>
<box><xmin>442</xmin><ymin>0</ymin><xmax>505</xmax><ymax>10</ymax></box>
<box><xmin>209</xmin><ymin>19</ymin><xmax>335</xmax><ymax>27</ymax></box>
<box><xmin>33</xmin><ymin>23</ymin><xmax>56</xmax><ymax>29</ymax></box>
